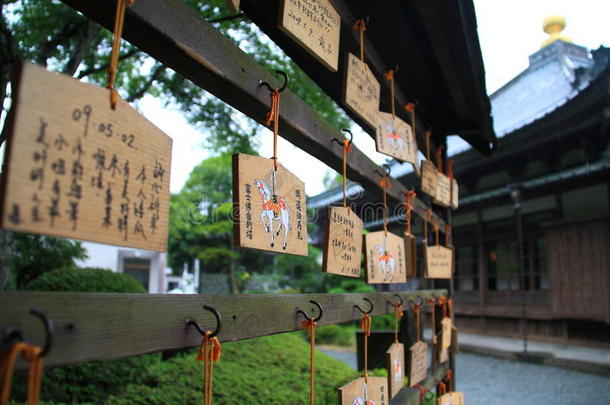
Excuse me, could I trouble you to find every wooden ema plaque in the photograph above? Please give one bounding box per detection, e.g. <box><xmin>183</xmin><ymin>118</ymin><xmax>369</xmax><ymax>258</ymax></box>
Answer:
<box><xmin>232</xmin><ymin>153</ymin><xmax>308</xmax><ymax>256</ymax></box>
<box><xmin>404</xmin><ymin>233</ymin><xmax>417</xmax><ymax>278</ymax></box>
<box><xmin>450</xmin><ymin>178</ymin><xmax>459</xmax><ymax>209</ymax></box>
<box><xmin>386</xmin><ymin>342</ymin><xmax>405</xmax><ymax>399</ymax></box>
<box><xmin>408</xmin><ymin>341</ymin><xmax>428</xmax><ymax>387</ymax></box>
<box><xmin>437</xmin><ymin>392</ymin><xmax>464</xmax><ymax>405</ymax></box>
<box><xmin>225</xmin><ymin>0</ymin><xmax>239</xmax><ymax>13</ymax></box>
<box><xmin>376</xmin><ymin>112</ymin><xmax>418</xmax><ymax>171</ymax></box>
<box><xmin>440</xmin><ymin>317</ymin><xmax>452</xmax><ymax>351</ymax></box>
<box><xmin>338</xmin><ymin>376</ymin><xmax>388</xmax><ymax>405</ymax></box>
<box><xmin>344</xmin><ymin>53</ymin><xmax>380</xmax><ymax>129</ymax></box>
<box><xmin>322</xmin><ymin>206</ymin><xmax>363</xmax><ymax>277</ymax></box>
<box><xmin>450</xmin><ymin>326</ymin><xmax>459</xmax><ymax>355</ymax></box>
<box><xmin>424</xmin><ymin>245</ymin><xmax>454</xmax><ymax>279</ymax></box>
<box><xmin>279</xmin><ymin>0</ymin><xmax>340</xmax><ymax>72</ymax></box>
<box><xmin>434</xmin><ymin>173</ymin><xmax>451</xmax><ymax>207</ymax></box>
<box><xmin>0</xmin><ymin>63</ymin><xmax>172</xmax><ymax>251</ymax></box>
<box><xmin>364</xmin><ymin>231</ymin><xmax>406</xmax><ymax>284</ymax></box>
<box><xmin>420</xmin><ymin>160</ymin><xmax>438</xmax><ymax>197</ymax></box>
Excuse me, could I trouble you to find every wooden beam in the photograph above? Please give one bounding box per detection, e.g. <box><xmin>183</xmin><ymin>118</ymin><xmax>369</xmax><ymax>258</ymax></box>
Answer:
<box><xmin>60</xmin><ymin>0</ymin><xmax>446</xmax><ymax>229</ymax></box>
<box><xmin>390</xmin><ymin>362</ymin><xmax>448</xmax><ymax>405</ymax></box>
<box><xmin>0</xmin><ymin>290</ymin><xmax>445</xmax><ymax>369</ymax></box>
<box><xmin>239</xmin><ymin>0</ymin><xmax>442</xmax><ymax>156</ymax></box>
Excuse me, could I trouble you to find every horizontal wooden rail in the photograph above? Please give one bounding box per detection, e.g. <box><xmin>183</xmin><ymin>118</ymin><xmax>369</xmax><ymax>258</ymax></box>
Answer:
<box><xmin>391</xmin><ymin>362</ymin><xmax>448</xmax><ymax>405</ymax></box>
<box><xmin>0</xmin><ymin>290</ymin><xmax>445</xmax><ymax>369</ymax></box>
<box><xmin>60</xmin><ymin>0</ymin><xmax>446</xmax><ymax>230</ymax></box>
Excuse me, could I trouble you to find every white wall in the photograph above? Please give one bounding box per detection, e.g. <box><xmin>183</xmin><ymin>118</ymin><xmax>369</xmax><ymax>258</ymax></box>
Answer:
<box><xmin>76</xmin><ymin>242</ymin><xmax>121</xmax><ymax>271</ymax></box>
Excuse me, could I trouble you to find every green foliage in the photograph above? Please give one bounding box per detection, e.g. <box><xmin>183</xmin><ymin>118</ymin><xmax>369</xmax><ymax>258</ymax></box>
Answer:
<box><xmin>9</xmin><ymin>233</ymin><xmax>87</xmax><ymax>289</ymax></box>
<box><xmin>105</xmin><ymin>333</ymin><xmax>360</xmax><ymax>405</ymax></box>
<box><xmin>168</xmin><ymin>154</ymin><xmax>266</xmax><ymax>292</ymax></box>
<box><xmin>327</xmin><ymin>278</ymin><xmax>376</xmax><ymax>294</ymax></box>
<box><xmin>314</xmin><ymin>324</ymin><xmax>358</xmax><ymax>347</ymax></box>
<box><xmin>370</xmin><ymin>314</ymin><xmax>395</xmax><ymax>330</ymax></box>
<box><xmin>26</xmin><ymin>266</ymin><xmax>146</xmax><ymax>293</ymax></box>
<box><xmin>13</xmin><ymin>266</ymin><xmax>158</xmax><ymax>404</ymax></box>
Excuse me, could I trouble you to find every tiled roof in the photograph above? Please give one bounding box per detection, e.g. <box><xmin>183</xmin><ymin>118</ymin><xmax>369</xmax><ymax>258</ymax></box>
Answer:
<box><xmin>490</xmin><ymin>40</ymin><xmax>593</xmax><ymax>137</ymax></box>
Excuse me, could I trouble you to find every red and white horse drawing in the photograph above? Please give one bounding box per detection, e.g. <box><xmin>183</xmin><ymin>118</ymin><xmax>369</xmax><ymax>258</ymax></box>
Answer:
<box><xmin>373</xmin><ymin>245</ymin><xmax>395</xmax><ymax>281</ymax></box>
<box><xmin>382</xmin><ymin>121</ymin><xmax>404</xmax><ymax>150</ymax></box>
<box><xmin>254</xmin><ymin>179</ymin><xmax>291</xmax><ymax>250</ymax></box>
<box><xmin>352</xmin><ymin>381</ymin><xmax>376</xmax><ymax>405</ymax></box>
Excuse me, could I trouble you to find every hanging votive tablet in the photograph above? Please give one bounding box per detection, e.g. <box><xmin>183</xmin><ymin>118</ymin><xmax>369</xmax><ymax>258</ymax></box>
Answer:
<box><xmin>232</xmin><ymin>153</ymin><xmax>308</xmax><ymax>256</ymax></box>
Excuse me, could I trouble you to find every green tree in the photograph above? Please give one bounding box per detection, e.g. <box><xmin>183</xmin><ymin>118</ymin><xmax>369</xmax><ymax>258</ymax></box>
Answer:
<box><xmin>0</xmin><ymin>0</ymin><xmax>351</xmax><ymax>289</ymax></box>
<box><xmin>8</xmin><ymin>232</ymin><xmax>87</xmax><ymax>289</ymax></box>
<box><xmin>168</xmin><ymin>154</ymin><xmax>266</xmax><ymax>293</ymax></box>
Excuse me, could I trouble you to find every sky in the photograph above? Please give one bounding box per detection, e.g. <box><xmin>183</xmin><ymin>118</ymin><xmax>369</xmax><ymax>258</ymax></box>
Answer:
<box><xmin>104</xmin><ymin>1</ymin><xmax>610</xmax><ymax>195</ymax></box>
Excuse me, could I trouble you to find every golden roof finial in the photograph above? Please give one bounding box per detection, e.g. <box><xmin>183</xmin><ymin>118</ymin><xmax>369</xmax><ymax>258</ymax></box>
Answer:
<box><xmin>541</xmin><ymin>16</ymin><xmax>572</xmax><ymax>48</ymax></box>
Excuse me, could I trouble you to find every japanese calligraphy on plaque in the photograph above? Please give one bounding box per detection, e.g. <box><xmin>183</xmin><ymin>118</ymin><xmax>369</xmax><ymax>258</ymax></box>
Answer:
<box><xmin>364</xmin><ymin>231</ymin><xmax>406</xmax><ymax>284</ymax></box>
<box><xmin>232</xmin><ymin>153</ymin><xmax>307</xmax><ymax>256</ymax></box>
<box><xmin>438</xmin><ymin>392</ymin><xmax>465</xmax><ymax>405</ymax></box>
<box><xmin>441</xmin><ymin>317</ymin><xmax>452</xmax><ymax>351</ymax></box>
<box><xmin>279</xmin><ymin>0</ymin><xmax>340</xmax><ymax>71</ymax></box>
<box><xmin>338</xmin><ymin>376</ymin><xmax>388</xmax><ymax>405</ymax></box>
<box><xmin>376</xmin><ymin>112</ymin><xmax>418</xmax><ymax>172</ymax></box>
<box><xmin>344</xmin><ymin>53</ymin><xmax>380</xmax><ymax>129</ymax></box>
<box><xmin>424</xmin><ymin>245</ymin><xmax>454</xmax><ymax>279</ymax></box>
<box><xmin>386</xmin><ymin>343</ymin><xmax>405</xmax><ymax>399</ymax></box>
<box><xmin>420</xmin><ymin>160</ymin><xmax>438</xmax><ymax>197</ymax></box>
<box><xmin>408</xmin><ymin>341</ymin><xmax>428</xmax><ymax>387</ymax></box>
<box><xmin>0</xmin><ymin>63</ymin><xmax>172</xmax><ymax>251</ymax></box>
<box><xmin>323</xmin><ymin>206</ymin><xmax>363</xmax><ymax>277</ymax></box>
<box><xmin>450</xmin><ymin>178</ymin><xmax>459</xmax><ymax>209</ymax></box>
<box><xmin>433</xmin><ymin>172</ymin><xmax>451</xmax><ymax>207</ymax></box>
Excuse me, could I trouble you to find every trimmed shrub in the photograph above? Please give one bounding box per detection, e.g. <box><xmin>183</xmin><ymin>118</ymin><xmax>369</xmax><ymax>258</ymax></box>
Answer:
<box><xmin>314</xmin><ymin>324</ymin><xmax>358</xmax><ymax>347</ymax></box>
<box><xmin>27</xmin><ymin>266</ymin><xmax>146</xmax><ymax>293</ymax></box>
<box><xmin>106</xmin><ymin>333</ymin><xmax>362</xmax><ymax>405</ymax></box>
<box><xmin>13</xmin><ymin>267</ymin><xmax>158</xmax><ymax>403</ymax></box>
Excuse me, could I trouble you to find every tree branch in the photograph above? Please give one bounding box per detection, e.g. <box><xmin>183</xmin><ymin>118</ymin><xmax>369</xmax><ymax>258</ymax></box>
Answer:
<box><xmin>125</xmin><ymin>64</ymin><xmax>165</xmax><ymax>102</ymax></box>
<box><xmin>37</xmin><ymin>18</ymin><xmax>85</xmax><ymax>66</ymax></box>
<box><xmin>64</xmin><ymin>20</ymin><xmax>101</xmax><ymax>76</ymax></box>
<box><xmin>76</xmin><ymin>47</ymin><xmax>140</xmax><ymax>79</ymax></box>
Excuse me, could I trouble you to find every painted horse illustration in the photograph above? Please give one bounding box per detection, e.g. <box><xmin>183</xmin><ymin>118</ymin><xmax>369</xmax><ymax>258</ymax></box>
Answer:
<box><xmin>393</xmin><ymin>358</ymin><xmax>403</xmax><ymax>383</ymax></box>
<box><xmin>373</xmin><ymin>245</ymin><xmax>395</xmax><ymax>281</ymax></box>
<box><xmin>382</xmin><ymin>121</ymin><xmax>404</xmax><ymax>150</ymax></box>
<box><xmin>352</xmin><ymin>382</ymin><xmax>376</xmax><ymax>405</ymax></box>
<box><xmin>254</xmin><ymin>179</ymin><xmax>291</xmax><ymax>250</ymax></box>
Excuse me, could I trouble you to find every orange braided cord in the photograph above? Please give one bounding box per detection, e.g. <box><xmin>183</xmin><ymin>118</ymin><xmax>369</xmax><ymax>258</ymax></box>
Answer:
<box><xmin>342</xmin><ymin>139</ymin><xmax>352</xmax><ymax>207</ymax></box>
<box><xmin>264</xmin><ymin>89</ymin><xmax>280</xmax><ymax>170</ymax></box>
<box><xmin>1</xmin><ymin>342</ymin><xmax>44</xmax><ymax>405</ymax></box>
<box><xmin>196</xmin><ymin>332</ymin><xmax>222</xmax><ymax>405</ymax></box>
<box><xmin>404</xmin><ymin>190</ymin><xmax>416</xmax><ymax>235</ymax></box>
<box><xmin>393</xmin><ymin>303</ymin><xmax>403</xmax><ymax>343</ymax></box>
<box><xmin>107</xmin><ymin>0</ymin><xmax>134</xmax><ymax>109</ymax></box>
<box><xmin>301</xmin><ymin>319</ymin><xmax>317</xmax><ymax>405</ymax></box>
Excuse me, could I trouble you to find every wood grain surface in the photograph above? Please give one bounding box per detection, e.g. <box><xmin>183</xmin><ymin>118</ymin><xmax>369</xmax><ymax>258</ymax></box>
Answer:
<box><xmin>0</xmin><ymin>63</ymin><xmax>172</xmax><ymax>251</ymax></box>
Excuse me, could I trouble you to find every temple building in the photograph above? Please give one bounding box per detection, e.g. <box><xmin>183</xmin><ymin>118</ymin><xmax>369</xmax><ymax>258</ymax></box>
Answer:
<box><xmin>308</xmin><ymin>17</ymin><xmax>610</xmax><ymax>345</ymax></box>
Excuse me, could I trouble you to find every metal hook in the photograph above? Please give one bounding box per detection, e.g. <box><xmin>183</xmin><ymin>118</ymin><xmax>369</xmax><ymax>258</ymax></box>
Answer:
<box><xmin>296</xmin><ymin>300</ymin><xmax>323</xmax><ymax>323</ymax></box>
<box><xmin>354</xmin><ymin>297</ymin><xmax>374</xmax><ymax>314</ymax></box>
<box><xmin>409</xmin><ymin>295</ymin><xmax>424</xmax><ymax>309</ymax></box>
<box><xmin>186</xmin><ymin>305</ymin><xmax>222</xmax><ymax>338</ymax></box>
<box><xmin>388</xmin><ymin>294</ymin><xmax>403</xmax><ymax>307</ymax></box>
<box><xmin>374</xmin><ymin>163</ymin><xmax>391</xmax><ymax>178</ymax></box>
<box><xmin>258</xmin><ymin>70</ymin><xmax>289</xmax><ymax>93</ymax></box>
<box><xmin>331</xmin><ymin>128</ymin><xmax>353</xmax><ymax>147</ymax></box>
<box><xmin>30</xmin><ymin>309</ymin><xmax>53</xmax><ymax>356</ymax></box>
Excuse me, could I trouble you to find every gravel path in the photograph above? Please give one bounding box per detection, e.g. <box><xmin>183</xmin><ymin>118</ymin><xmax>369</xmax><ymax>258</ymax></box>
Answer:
<box><xmin>456</xmin><ymin>352</ymin><xmax>610</xmax><ymax>405</ymax></box>
<box><xmin>321</xmin><ymin>348</ymin><xmax>610</xmax><ymax>404</ymax></box>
